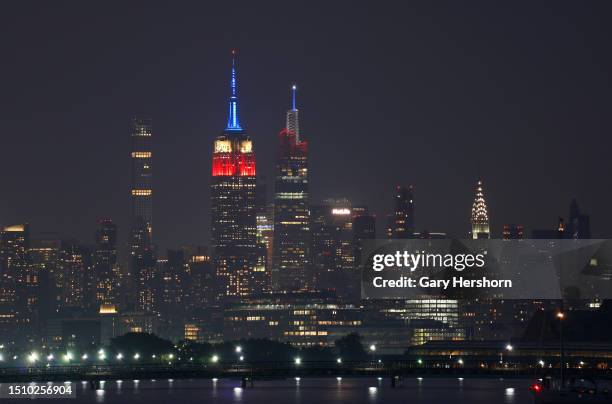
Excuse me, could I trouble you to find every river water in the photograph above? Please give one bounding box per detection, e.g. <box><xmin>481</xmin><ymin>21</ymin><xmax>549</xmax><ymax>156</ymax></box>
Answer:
<box><xmin>59</xmin><ymin>376</ymin><xmax>535</xmax><ymax>403</ymax></box>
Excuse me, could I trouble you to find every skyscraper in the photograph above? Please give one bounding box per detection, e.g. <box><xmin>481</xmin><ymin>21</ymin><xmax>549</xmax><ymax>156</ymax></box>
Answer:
<box><xmin>211</xmin><ymin>51</ymin><xmax>257</xmax><ymax>298</ymax></box>
<box><xmin>130</xmin><ymin>118</ymin><xmax>153</xmax><ymax>240</ymax></box>
<box><xmin>391</xmin><ymin>185</ymin><xmax>415</xmax><ymax>239</ymax></box>
<box><xmin>311</xmin><ymin>199</ymin><xmax>356</xmax><ymax>300</ymax></box>
<box><xmin>29</xmin><ymin>237</ymin><xmax>61</xmax><ymax>336</ymax></box>
<box><xmin>93</xmin><ymin>219</ymin><xmax>119</xmax><ymax>308</ymax></box>
<box><xmin>130</xmin><ymin>118</ymin><xmax>156</xmax><ymax>311</ymax></box>
<box><xmin>470</xmin><ymin>180</ymin><xmax>490</xmax><ymax>239</ymax></box>
<box><xmin>157</xmin><ymin>250</ymin><xmax>187</xmax><ymax>340</ymax></box>
<box><xmin>0</xmin><ymin>224</ymin><xmax>30</xmax><ymax>339</ymax></box>
<box><xmin>272</xmin><ymin>85</ymin><xmax>310</xmax><ymax>291</ymax></box>
<box><xmin>57</xmin><ymin>240</ymin><xmax>89</xmax><ymax>309</ymax></box>
<box><xmin>352</xmin><ymin>206</ymin><xmax>376</xmax><ymax>268</ymax></box>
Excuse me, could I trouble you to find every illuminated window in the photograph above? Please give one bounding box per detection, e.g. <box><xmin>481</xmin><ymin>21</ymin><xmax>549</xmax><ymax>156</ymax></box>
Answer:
<box><xmin>131</xmin><ymin>152</ymin><xmax>152</xmax><ymax>158</ymax></box>
<box><xmin>132</xmin><ymin>189</ymin><xmax>152</xmax><ymax>196</ymax></box>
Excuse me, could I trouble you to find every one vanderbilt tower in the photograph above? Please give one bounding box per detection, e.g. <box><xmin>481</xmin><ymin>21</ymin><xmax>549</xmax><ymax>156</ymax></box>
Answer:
<box><xmin>211</xmin><ymin>51</ymin><xmax>257</xmax><ymax>299</ymax></box>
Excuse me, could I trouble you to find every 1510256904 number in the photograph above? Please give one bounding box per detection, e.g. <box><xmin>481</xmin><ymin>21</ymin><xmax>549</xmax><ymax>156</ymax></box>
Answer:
<box><xmin>0</xmin><ymin>382</ymin><xmax>76</xmax><ymax>399</ymax></box>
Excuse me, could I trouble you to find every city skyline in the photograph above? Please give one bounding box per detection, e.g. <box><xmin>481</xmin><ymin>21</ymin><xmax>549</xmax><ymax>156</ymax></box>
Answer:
<box><xmin>0</xmin><ymin>56</ymin><xmax>596</xmax><ymax>255</ymax></box>
<box><xmin>1</xmin><ymin>5</ymin><xmax>611</xmax><ymax>403</ymax></box>
<box><xmin>0</xmin><ymin>2</ymin><xmax>610</xmax><ymax>254</ymax></box>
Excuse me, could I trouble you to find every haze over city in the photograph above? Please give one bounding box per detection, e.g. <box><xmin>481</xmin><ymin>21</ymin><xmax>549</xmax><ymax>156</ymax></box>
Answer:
<box><xmin>1</xmin><ymin>2</ymin><xmax>611</xmax><ymax>254</ymax></box>
<box><xmin>2</xmin><ymin>4</ymin><xmax>612</xmax><ymax>404</ymax></box>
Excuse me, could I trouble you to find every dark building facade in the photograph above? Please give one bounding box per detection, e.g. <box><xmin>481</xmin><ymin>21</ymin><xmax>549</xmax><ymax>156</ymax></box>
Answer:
<box><xmin>311</xmin><ymin>199</ymin><xmax>356</xmax><ymax>301</ymax></box>
<box><xmin>272</xmin><ymin>86</ymin><xmax>310</xmax><ymax>291</ymax></box>
<box><xmin>531</xmin><ymin>200</ymin><xmax>590</xmax><ymax>240</ymax></box>
<box><xmin>0</xmin><ymin>224</ymin><xmax>31</xmax><ymax>340</ymax></box>
<box><xmin>352</xmin><ymin>206</ymin><xmax>375</xmax><ymax>268</ymax></box>
<box><xmin>211</xmin><ymin>52</ymin><xmax>258</xmax><ymax>299</ymax></box>
<box><xmin>502</xmin><ymin>224</ymin><xmax>524</xmax><ymax>240</ymax></box>
<box><xmin>390</xmin><ymin>185</ymin><xmax>415</xmax><ymax>239</ymax></box>
<box><xmin>567</xmin><ymin>199</ymin><xmax>590</xmax><ymax>239</ymax></box>
<box><xmin>93</xmin><ymin>219</ymin><xmax>119</xmax><ymax>308</ymax></box>
<box><xmin>30</xmin><ymin>237</ymin><xmax>61</xmax><ymax>338</ymax></box>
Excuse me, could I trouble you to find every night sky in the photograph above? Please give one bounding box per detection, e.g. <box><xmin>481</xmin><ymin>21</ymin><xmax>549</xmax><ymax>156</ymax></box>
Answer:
<box><xmin>1</xmin><ymin>2</ymin><xmax>611</xmax><ymax>257</ymax></box>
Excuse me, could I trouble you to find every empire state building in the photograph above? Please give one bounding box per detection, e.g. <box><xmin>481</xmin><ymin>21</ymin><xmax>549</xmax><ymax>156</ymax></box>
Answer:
<box><xmin>211</xmin><ymin>51</ymin><xmax>258</xmax><ymax>298</ymax></box>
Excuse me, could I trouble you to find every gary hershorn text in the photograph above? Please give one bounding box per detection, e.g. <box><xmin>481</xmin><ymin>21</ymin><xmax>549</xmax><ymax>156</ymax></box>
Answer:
<box><xmin>371</xmin><ymin>276</ymin><xmax>513</xmax><ymax>289</ymax></box>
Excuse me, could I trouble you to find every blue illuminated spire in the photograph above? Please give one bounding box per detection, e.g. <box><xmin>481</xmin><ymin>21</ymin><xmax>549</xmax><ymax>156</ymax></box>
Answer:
<box><xmin>225</xmin><ymin>50</ymin><xmax>243</xmax><ymax>131</ymax></box>
<box><xmin>291</xmin><ymin>84</ymin><xmax>297</xmax><ymax>111</ymax></box>
<box><xmin>286</xmin><ymin>84</ymin><xmax>300</xmax><ymax>139</ymax></box>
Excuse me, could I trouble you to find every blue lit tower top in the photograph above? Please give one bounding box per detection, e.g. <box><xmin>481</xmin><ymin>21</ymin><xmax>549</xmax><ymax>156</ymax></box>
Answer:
<box><xmin>286</xmin><ymin>84</ymin><xmax>300</xmax><ymax>139</ymax></box>
<box><xmin>225</xmin><ymin>50</ymin><xmax>243</xmax><ymax>132</ymax></box>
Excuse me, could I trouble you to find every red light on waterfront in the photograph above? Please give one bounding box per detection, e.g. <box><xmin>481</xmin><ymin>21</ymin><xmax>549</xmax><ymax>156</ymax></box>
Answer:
<box><xmin>530</xmin><ymin>383</ymin><xmax>542</xmax><ymax>393</ymax></box>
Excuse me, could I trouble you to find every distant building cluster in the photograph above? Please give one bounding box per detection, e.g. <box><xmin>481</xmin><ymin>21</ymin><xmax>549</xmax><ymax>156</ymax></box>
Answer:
<box><xmin>0</xmin><ymin>52</ymin><xmax>594</xmax><ymax>353</ymax></box>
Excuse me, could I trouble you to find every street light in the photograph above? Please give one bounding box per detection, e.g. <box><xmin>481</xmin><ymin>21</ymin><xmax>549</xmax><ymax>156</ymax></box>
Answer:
<box><xmin>234</xmin><ymin>346</ymin><xmax>244</xmax><ymax>363</ymax></box>
<box><xmin>63</xmin><ymin>352</ymin><xmax>73</xmax><ymax>363</ymax></box>
<box><xmin>211</xmin><ymin>355</ymin><xmax>219</xmax><ymax>363</ymax></box>
<box><xmin>46</xmin><ymin>354</ymin><xmax>54</xmax><ymax>361</ymax></box>
<box><xmin>369</xmin><ymin>344</ymin><xmax>376</xmax><ymax>365</ymax></box>
<box><xmin>81</xmin><ymin>354</ymin><xmax>88</xmax><ymax>360</ymax></box>
<box><xmin>98</xmin><ymin>350</ymin><xmax>106</xmax><ymax>361</ymax></box>
<box><xmin>116</xmin><ymin>353</ymin><xmax>123</xmax><ymax>360</ymax></box>
<box><xmin>294</xmin><ymin>357</ymin><xmax>302</xmax><ymax>365</ymax></box>
<box><xmin>133</xmin><ymin>353</ymin><xmax>140</xmax><ymax>360</ymax></box>
<box><xmin>28</xmin><ymin>352</ymin><xmax>39</xmax><ymax>364</ymax></box>
<box><xmin>502</xmin><ymin>344</ymin><xmax>514</xmax><ymax>368</ymax></box>
<box><xmin>558</xmin><ymin>310</ymin><xmax>565</xmax><ymax>386</ymax></box>
<box><xmin>336</xmin><ymin>358</ymin><xmax>342</xmax><ymax>364</ymax></box>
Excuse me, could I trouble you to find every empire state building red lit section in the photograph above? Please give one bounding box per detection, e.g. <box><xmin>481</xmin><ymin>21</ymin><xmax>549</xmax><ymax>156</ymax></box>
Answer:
<box><xmin>211</xmin><ymin>138</ymin><xmax>256</xmax><ymax>177</ymax></box>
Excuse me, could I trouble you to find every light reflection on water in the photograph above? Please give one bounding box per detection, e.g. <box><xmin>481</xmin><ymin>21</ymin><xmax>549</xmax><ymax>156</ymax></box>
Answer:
<box><xmin>233</xmin><ymin>386</ymin><xmax>243</xmax><ymax>402</ymax></box>
<box><xmin>69</xmin><ymin>377</ymin><xmax>533</xmax><ymax>404</ymax></box>
<box><xmin>368</xmin><ymin>385</ymin><xmax>377</xmax><ymax>402</ymax></box>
